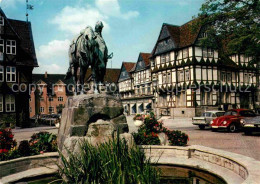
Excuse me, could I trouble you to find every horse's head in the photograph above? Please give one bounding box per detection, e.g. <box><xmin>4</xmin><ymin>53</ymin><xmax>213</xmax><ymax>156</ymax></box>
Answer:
<box><xmin>81</xmin><ymin>26</ymin><xmax>97</xmax><ymax>51</ymax></box>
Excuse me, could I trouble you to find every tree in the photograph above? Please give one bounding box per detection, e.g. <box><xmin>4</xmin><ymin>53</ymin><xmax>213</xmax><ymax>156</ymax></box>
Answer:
<box><xmin>193</xmin><ymin>0</ymin><xmax>260</xmax><ymax>59</ymax></box>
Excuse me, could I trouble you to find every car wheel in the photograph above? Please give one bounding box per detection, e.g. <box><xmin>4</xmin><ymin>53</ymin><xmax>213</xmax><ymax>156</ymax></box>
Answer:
<box><xmin>244</xmin><ymin>131</ymin><xmax>252</xmax><ymax>135</ymax></box>
<box><xmin>228</xmin><ymin>123</ymin><xmax>236</xmax><ymax>133</ymax></box>
<box><xmin>199</xmin><ymin>125</ymin><xmax>205</xmax><ymax>130</ymax></box>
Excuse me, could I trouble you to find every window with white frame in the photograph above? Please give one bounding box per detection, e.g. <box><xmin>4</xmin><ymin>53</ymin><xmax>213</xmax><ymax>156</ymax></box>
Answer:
<box><xmin>183</xmin><ymin>49</ymin><xmax>188</xmax><ymax>58</ymax></box>
<box><xmin>178</xmin><ymin>71</ymin><xmax>184</xmax><ymax>82</ymax></box>
<box><xmin>0</xmin><ymin>39</ymin><xmax>4</xmax><ymax>53</ymax></box>
<box><xmin>49</xmin><ymin>106</ymin><xmax>54</xmax><ymax>113</ymax></box>
<box><xmin>221</xmin><ymin>72</ymin><xmax>226</xmax><ymax>82</ymax></box>
<box><xmin>58</xmin><ymin>85</ymin><xmax>63</xmax><ymax>92</ymax></box>
<box><xmin>48</xmin><ymin>97</ymin><xmax>53</xmax><ymax>101</ymax></box>
<box><xmin>0</xmin><ymin>65</ymin><xmax>3</xmax><ymax>82</ymax></box>
<box><xmin>227</xmin><ymin>73</ymin><xmax>231</xmax><ymax>82</ymax></box>
<box><xmin>167</xmin><ymin>72</ymin><xmax>171</xmax><ymax>83</ymax></box>
<box><xmin>248</xmin><ymin>74</ymin><xmax>252</xmax><ymax>84</ymax></box>
<box><xmin>39</xmin><ymin>107</ymin><xmax>44</xmax><ymax>113</ymax></box>
<box><xmin>202</xmin><ymin>48</ymin><xmax>207</xmax><ymax>58</ymax></box>
<box><xmin>162</xmin><ymin>74</ymin><xmax>166</xmax><ymax>83</ymax></box>
<box><xmin>244</xmin><ymin>73</ymin><xmax>248</xmax><ymax>83</ymax></box>
<box><xmin>165</xmin><ymin>53</ymin><xmax>170</xmax><ymax>62</ymax></box>
<box><xmin>0</xmin><ymin>16</ymin><xmax>4</xmax><ymax>26</ymax></box>
<box><xmin>58</xmin><ymin>97</ymin><xmax>63</xmax><ymax>102</ymax></box>
<box><xmin>6</xmin><ymin>66</ymin><xmax>16</xmax><ymax>82</ymax></box>
<box><xmin>208</xmin><ymin>49</ymin><xmax>214</xmax><ymax>57</ymax></box>
<box><xmin>161</xmin><ymin>55</ymin><xmax>166</xmax><ymax>63</ymax></box>
<box><xmin>5</xmin><ymin>95</ymin><xmax>15</xmax><ymax>112</ymax></box>
<box><xmin>6</xmin><ymin>40</ymin><xmax>16</xmax><ymax>55</ymax></box>
<box><xmin>0</xmin><ymin>94</ymin><xmax>3</xmax><ymax>112</ymax></box>
<box><xmin>185</xmin><ymin>70</ymin><xmax>190</xmax><ymax>81</ymax></box>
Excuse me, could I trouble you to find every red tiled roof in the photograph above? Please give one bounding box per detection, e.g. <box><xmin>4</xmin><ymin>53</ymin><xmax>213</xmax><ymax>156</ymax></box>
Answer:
<box><xmin>122</xmin><ymin>62</ymin><xmax>136</xmax><ymax>72</ymax></box>
<box><xmin>85</xmin><ymin>68</ymin><xmax>121</xmax><ymax>83</ymax></box>
<box><xmin>140</xmin><ymin>53</ymin><xmax>151</xmax><ymax>67</ymax></box>
<box><xmin>152</xmin><ymin>19</ymin><xmax>201</xmax><ymax>56</ymax></box>
<box><xmin>179</xmin><ymin>20</ymin><xmax>200</xmax><ymax>48</ymax></box>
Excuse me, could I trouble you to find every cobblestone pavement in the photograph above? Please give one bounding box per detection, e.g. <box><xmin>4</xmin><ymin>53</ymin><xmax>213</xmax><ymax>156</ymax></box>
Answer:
<box><xmin>12</xmin><ymin>116</ymin><xmax>260</xmax><ymax>161</ymax></box>
<box><xmin>127</xmin><ymin>116</ymin><xmax>260</xmax><ymax>161</ymax></box>
<box><xmin>13</xmin><ymin>126</ymin><xmax>58</xmax><ymax>143</ymax></box>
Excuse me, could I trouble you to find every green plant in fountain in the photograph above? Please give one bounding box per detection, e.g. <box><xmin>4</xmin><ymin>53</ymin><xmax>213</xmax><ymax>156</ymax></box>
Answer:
<box><xmin>59</xmin><ymin>134</ymin><xmax>161</xmax><ymax>184</ymax></box>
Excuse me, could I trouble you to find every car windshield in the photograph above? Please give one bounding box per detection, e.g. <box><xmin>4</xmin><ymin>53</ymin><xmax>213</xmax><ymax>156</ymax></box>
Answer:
<box><xmin>224</xmin><ymin>111</ymin><xmax>238</xmax><ymax>116</ymax></box>
<box><xmin>202</xmin><ymin>112</ymin><xmax>212</xmax><ymax>117</ymax></box>
<box><xmin>240</xmin><ymin>111</ymin><xmax>256</xmax><ymax>117</ymax></box>
<box><xmin>216</xmin><ymin>112</ymin><xmax>225</xmax><ymax>117</ymax></box>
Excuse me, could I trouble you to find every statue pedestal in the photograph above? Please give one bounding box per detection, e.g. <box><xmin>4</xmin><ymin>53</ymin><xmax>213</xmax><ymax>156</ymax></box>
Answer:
<box><xmin>57</xmin><ymin>94</ymin><xmax>129</xmax><ymax>155</ymax></box>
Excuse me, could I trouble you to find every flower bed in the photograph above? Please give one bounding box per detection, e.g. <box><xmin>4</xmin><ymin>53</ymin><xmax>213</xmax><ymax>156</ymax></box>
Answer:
<box><xmin>132</xmin><ymin>113</ymin><xmax>189</xmax><ymax>146</ymax></box>
<box><xmin>0</xmin><ymin>129</ymin><xmax>57</xmax><ymax>161</ymax></box>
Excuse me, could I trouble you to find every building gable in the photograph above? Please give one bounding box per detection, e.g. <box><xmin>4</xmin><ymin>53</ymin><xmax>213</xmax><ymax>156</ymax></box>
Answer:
<box><xmin>0</xmin><ymin>9</ymin><xmax>20</xmax><ymax>39</ymax></box>
<box><xmin>153</xmin><ymin>24</ymin><xmax>177</xmax><ymax>56</ymax></box>
<box><xmin>135</xmin><ymin>54</ymin><xmax>146</xmax><ymax>71</ymax></box>
<box><xmin>119</xmin><ymin>65</ymin><xmax>130</xmax><ymax>81</ymax></box>
<box><xmin>55</xmin><ymin>80</ymin><xmax>65</xmax><ymax>85</ymax></box>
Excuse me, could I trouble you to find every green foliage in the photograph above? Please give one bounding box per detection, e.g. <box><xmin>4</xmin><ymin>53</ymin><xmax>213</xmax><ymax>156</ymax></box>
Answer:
<box><xmin>132</xmin><ymin>113</ymin><xmax>189</xmax><ymax>146</ymax></box>
<box><xmin>59</xmin><ymin>136</ymin><xmax>161</xmax><ymax>184</ymax></box>
<box><xmin>29</xmin><ymin>132</ymin><xmax>57</xmax><ymax>154</ymax></box>
<box><xmin>0</xmin><ymin>131</ymin><xmax>57</xmax><ymax>161</ymax></box>
<box><xmin>194</xmin><ymin>0</ymin><xmax>260</xmax><ymax>57</ymax></box>
<box><xmin>132</xmin><ymin>113</ymin><xmax>162</xmax><ymax>145</ymax></box>
<box><xmin>18</xmin><ymin>140</ymin><xmax>31</xmax><ymax>156</ymax></box>
<box><xmin>162</xmin><ymin>128</ymin><xmax>189</xmax><ymax>146</ymax></box>
<box><xmin>0</xmin><ymin>115</ymin><xmax>16</xmax><ymax>128</ymax></box>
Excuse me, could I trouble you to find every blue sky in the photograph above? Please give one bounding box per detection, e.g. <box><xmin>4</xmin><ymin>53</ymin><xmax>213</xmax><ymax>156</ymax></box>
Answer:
<box><xmin>0</xmin><ymin>0</ymin><xmax>204</xmax><ymax>74</ymax></box>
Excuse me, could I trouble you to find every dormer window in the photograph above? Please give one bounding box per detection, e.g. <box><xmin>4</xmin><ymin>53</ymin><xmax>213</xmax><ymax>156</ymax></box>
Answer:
<box><xmin>0</xmin><ymin>16</ymin><xmax>4</xmax><ymax>26</ymax></box>
<box><xmin>6</xmin><ymin>40</ymin><xmax>16</xmax><ymax>55</ymax></box>
<box><xmin>202</xmin><ymin>32</ymin><xmax>207</xmax><ymax>38</ymax></box>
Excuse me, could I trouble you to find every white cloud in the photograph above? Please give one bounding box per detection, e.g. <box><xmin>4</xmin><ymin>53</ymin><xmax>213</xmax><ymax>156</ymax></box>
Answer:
<box><xmin>34</xmin><ymin>39</ymin><xmax>70</xmax><ymax>74</ymax></box>
<box><xmin>51</xmin><ymin>5</ymin><xmax>109</xmax><ymax>36</ymax></box>
<box><xmin>0</xmin><ymin>0</ymin><xmax>23</xmax><ymax>9</ymax></box>
<box><xmin>95</xmin><ymin>0</ymin><xmax>139</xmax><ymax>19</ymax></box>
<box><xmin>51</xmin><ymin>0</ymin><xmax>139</xmax><ymax>36</ymax></box>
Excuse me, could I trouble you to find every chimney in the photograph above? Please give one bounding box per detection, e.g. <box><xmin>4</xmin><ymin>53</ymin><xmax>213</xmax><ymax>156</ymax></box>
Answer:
<box><xmin>45</xmin><ymin>71</ymin><xmax>48</xmax><ymax>78</ymax></box>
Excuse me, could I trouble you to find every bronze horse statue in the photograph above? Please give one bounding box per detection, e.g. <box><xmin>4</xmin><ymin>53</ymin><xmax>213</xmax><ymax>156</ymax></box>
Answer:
<box><xmin>65</xmin><ymin>22</ymin><xmax>112</xmax><ymax>95</ymax></box>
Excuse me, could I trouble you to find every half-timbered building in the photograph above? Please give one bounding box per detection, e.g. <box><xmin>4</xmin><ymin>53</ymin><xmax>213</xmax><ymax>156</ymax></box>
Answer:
<box><xmin>0</xmin><ymin>8</ymin><xmax>38</xmax><ymax>127</ymax></box>
<box><xmin>118</xmin><ymin>53</ymin><xmax>153</xmax><ymax>115</ymax></box>
<box><xmin>150</xmin><ymin>20</ymin><xmax>258</xmax><ymax>117</ymax></box>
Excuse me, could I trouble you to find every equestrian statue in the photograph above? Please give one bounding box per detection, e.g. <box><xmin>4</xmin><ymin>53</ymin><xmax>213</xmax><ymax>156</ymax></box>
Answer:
<box><xmin>65</xmin><ymin>21</ymin><xmax>113</xmax><ymax>94</ymax></box>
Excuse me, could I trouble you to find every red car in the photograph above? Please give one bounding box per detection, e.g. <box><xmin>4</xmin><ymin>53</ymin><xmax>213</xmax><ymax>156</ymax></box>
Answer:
<box><xmin>210</xmin><ymin>109</ymin><xmax>256</xmax><ymax>132</ymax></box>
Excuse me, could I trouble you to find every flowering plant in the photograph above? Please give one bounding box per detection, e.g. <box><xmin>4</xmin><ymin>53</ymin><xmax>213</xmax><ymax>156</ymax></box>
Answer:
<box><xmin>133</xmin><ymin>114</ymin><xmax>145</xmax><ymax>121</ymax></box>
<box><xmin>132</xmin><ymin>112</ymin><xmax>189</xmax><ymax>146</ymax></box>
<box><xmin>0</xmin><ymin>128</ymin><xmax>17</xmax><ymax>160</ymax></box>
<box><xmin>29</xmin><ymin>132</ymin><xmax>57</xmax><ymax>155</ymax></box>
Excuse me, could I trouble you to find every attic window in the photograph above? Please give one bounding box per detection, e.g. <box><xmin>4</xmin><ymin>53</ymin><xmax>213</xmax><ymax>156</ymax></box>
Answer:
<box><xmin>202</xmin><ymin>32</ymin><xmax>207</xmax><ymax>38</ymax></box>
<box><xmin>0</xmin><ymin>16</ymin><xmax>4</xmax><ymax>26</ymax></box>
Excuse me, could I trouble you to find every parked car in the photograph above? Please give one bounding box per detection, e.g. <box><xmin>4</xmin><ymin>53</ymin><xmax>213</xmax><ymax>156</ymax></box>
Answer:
<box><xmin>240</xmin><ymin>114</ymin><xmax>260</xmax><ymax>135</ymax></box>
<box><xmin>210</xmin><ymin>109</ymin><xmax>256</xmax><ymax>132</ymax></box>
<box><xmin>192</xmin><ymin>111</ymin><xmax>225</xmax><ymax>130</ymax></box>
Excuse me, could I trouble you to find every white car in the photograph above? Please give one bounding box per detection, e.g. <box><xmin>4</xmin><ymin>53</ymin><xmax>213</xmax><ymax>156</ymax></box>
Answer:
<box><xmin>192</xmin><ymin>111</ymin><xmax>225</xmax><ymax>130</ymax></box>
